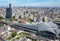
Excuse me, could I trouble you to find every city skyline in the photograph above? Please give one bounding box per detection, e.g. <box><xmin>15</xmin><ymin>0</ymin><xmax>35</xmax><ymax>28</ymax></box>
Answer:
<box><xmin>0</xmin><ymin>0</ymin><xmax>60</xmax><ymax>7</ymax></box>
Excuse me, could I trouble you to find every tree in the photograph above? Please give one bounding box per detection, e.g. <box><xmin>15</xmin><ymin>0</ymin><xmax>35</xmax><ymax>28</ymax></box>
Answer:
<box><xmin>0</xmin><ymin>16</ymin><xmax>5</xmax><ymax>20</ymax></box>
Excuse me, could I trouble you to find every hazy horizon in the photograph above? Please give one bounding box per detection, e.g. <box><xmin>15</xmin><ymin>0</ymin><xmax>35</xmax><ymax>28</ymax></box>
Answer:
<box><xmin>0</xmin><ymin>0</ymin><xmax>60</xmax><ymax>7</ymax></box>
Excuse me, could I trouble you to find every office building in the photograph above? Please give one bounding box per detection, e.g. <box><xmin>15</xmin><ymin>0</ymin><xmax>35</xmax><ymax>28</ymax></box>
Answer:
<box><xmin>5</xmin><ymin>4</ymin><xmax>12</xmax><ymax>19</ymax></box>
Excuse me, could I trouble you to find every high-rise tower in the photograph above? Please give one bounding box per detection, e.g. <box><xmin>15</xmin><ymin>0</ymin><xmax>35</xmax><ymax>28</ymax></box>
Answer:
<box><xmin>5</xmin><ymin>4</ymin><xmax>12</xmax><ymax>19</ymax></box>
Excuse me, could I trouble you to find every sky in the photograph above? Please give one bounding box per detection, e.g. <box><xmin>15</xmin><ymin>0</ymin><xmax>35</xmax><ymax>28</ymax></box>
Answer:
<box><xmin>0</xmin><ymin>0</ymin><xmax>60</xmax><ymax>7</ymax></box>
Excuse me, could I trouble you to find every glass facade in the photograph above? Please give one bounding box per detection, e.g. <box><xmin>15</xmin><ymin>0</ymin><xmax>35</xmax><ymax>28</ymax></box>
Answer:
<box><xmin>5</xmin><ymin>4</ymin><xmax>12</xmax><ymax>19</ymax></box>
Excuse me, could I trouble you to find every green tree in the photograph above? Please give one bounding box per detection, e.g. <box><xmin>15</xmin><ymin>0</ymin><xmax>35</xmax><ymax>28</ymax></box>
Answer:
<box><xmin>0</xmin><ymin>16</ymin><xmax>5</xmax><ymax>20</ymax></box>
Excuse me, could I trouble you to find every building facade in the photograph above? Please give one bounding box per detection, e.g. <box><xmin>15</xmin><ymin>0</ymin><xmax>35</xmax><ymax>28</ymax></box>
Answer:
<box><xmin>5</xmin><ymin>4</ymin><xmax>12</xmax><ymax>19</ymax></box>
